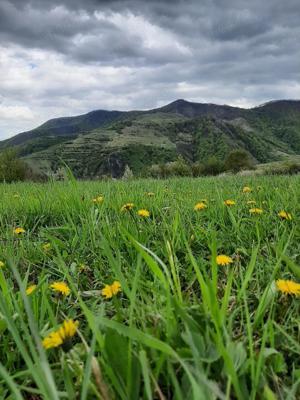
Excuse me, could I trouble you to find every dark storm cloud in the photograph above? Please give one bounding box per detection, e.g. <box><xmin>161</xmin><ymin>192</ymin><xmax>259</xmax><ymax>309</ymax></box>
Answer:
<box><xmin>1</xmin><ymin>0</ymin><xmax>299</xmax><ymax>63</ymax></box>
<box><xmin>0</xmin><ymin>0</ymin><xmax>299</xmax><ymax>138</ymax></box>
<box><xmin>0</xmin><ymin>0</ymin><xmax>192</xmax><ymax>65</ymax></box>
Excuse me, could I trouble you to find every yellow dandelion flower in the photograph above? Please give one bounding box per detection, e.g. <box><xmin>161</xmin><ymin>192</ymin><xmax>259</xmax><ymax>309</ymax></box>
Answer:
<box><xmin>242</xmin><ymin>186</ymin><xmax>252</xmax><ymax>193</ymax></box>
<box><xmin>111</xmin><ymin>280</ymin><xmax>121</xmax><ymax>292</ymax></box>
<box><xmin>42</xmin><ymin>319</ymin><xmax>79</xmax><ymax>350</ymax></box>
<box><xmin>278</xmin><ymin>210</ymin><xmax>292</xmax><ymax>220</ymax></box>
<box><xmin>194</xmin><ymin>202</ymin><xmax>207</xmax><ymax>211</ymax></box>
<box><xmin>216</xmin><ymin>254</ymin><xmax>233</xmax><ymax>266</ymax></box>
<box><xmin>43</xmin><ymin>330</ymin><xmax>63</xmax><ymax>349</ymax></box>
<box><xmin>247</xmin><ymin>200</ymin><xmax>256</xmax><ymax>205</ymax></box>
<box><xmin>249</xmin><ymin>208</ymin><xmax>263</xmax><ymax>215</ymax></box>
<box><xmin>43</xmin><ymin>243</ymin><xmax>51</xmax><ymax>251</ymax></box>
<box><xmin>224</xmin><ymin>200</ymin><xmax>235</xmax><ymax>206</ymax></box>
<box><xmin>121</xmin><ymin>203</ymin><xmax>134</xmax><ymax>212</ymax></box>
<box><xmin>276</xmin><ymin>280</ymin><xmax>300</xmax><ymax>296</ymax></box>
<box><xmin>101</xmin><ymin>280</ymin><xmax>122</xmax><ymax>299</ymax></box>
<box><xmin>26</xmin><ymin>284</ymin><xmax>37</xmax><ymax>295</ymax></box>
<box><xmin>14</xmin><ymin>227</ymin><xmax>25</xmax><ymax>235</ymax></box>
<box><xmin>50</xmin><ymin>281</ymin><xmax>71</xmax><ymax>296</ymax></box>
<box><xmin>137</xmin><ymin>209</ymin><xmax>150</xmax><ymax>217</ymax></box>
<box><xmin>0</xmin><ymin>261</ymin><xmax>5</xmax><ymax>268</ymax></box>
<box><xmin>92</xmin><ymin>196</ymin><xmax>104</xmax><ymax>204</ymax></box>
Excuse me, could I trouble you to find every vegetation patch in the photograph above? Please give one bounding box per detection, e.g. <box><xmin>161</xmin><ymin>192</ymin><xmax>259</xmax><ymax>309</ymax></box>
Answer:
<box><xmin>0</xmin><ymin>175</ymin><xmax>299</xmax><ymax>398</ymax></box>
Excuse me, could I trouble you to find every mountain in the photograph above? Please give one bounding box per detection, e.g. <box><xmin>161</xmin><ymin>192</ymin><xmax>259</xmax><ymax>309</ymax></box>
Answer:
<box><xmin>156</xmin><ymin>99</ymin><xmax>246</xmax><ymax>119</ymax></box>
<box><xmin>0</xmin><ymin>99</ymin><xmax>299</xmax><ymax>178</ymax></box>
<box><xmin>0</xmin><ymin>110</ymin><xmax>126</xmax><ymax>147</ymax></box>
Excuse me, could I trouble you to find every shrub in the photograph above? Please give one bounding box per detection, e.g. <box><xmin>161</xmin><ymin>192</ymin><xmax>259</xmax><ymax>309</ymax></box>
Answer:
<box><xmin>191</xmin><ymin>162</ymin><xmax>203</xmax><ymax>177</ymax></box>
<box><xmin>122</xmin><ymin>165</ymin><xmax>134</xmax><ymax>180</ymax></box>
<box><xmin>0</xmin><ymin>148</ymin><xmax>27</xmax><ymax>182</ymax></box>
<box><xmin>225</xmin><ymin>149</ymin><xmax>255</xmax><ymax>172</ymax></box>
<box><xmin>148</xmin><ymin>152</ymin><xmax>256</xmax><ymax>178</ymax></box>
<box><xmin>148</xmin><ymin>157</ymin><xmax>191</xmax><ymax>178</ymax></box>
<box><xmin>166</xmin><ymin>157</ymin><xmax>191</xmax><ymax>177</ymax></box>
<box><xmin>24</xmin><ymin>166</ymin><xmax>48</xmax><ymax>182</ymax></box>
<box><xmin>265</xmin><ymin>161</ymin><xmax>300</xmax><ymax>175</ymax></box>
<box><xmin>201</xmin><ymin>157</ymin><xmax>226</xmax><ymax>176</ymax></box>
<box><xmin>147</xmin><ymin>164</ymin><xmax>162</xmax><ymax>178</ymax></box>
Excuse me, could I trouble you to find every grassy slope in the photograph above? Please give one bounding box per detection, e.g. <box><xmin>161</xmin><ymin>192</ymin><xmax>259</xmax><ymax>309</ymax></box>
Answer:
<box><xmin>256</xmin><ymin>155</ymin><xmax>300</xmax><ymax>172</ymax></box>
<box><xmin>0</xmin><ymin>175</ymin><xmax>299</xmax><ymax>399</ymax></box>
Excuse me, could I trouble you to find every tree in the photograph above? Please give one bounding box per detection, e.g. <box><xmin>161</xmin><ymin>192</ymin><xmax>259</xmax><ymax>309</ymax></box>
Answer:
<box><xmin>0</xmin><ymin>148</ymin><xmax>27</xmax><ymax>182</ymax></box>
<box><xmin>201</xmin><ymin>157</ymin><xmax>225</xmax><ymax>176</ymax></box>
<box><xmin>166</xmin><ymin>157</ymin><xmax>191</xmax><ymax>177</ymax></box>
<box><xmin>225</xmin><ymin>149</ymin><xmax>254</xmax><ymax>172</ymax></box>
<box><xmin>148</xmin><ymin>164</ymin><xmax>161</xmax><ymax>178</ymax></box>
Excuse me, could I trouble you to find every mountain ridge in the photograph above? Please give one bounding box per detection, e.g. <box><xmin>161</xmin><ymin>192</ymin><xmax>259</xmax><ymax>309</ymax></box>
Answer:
<box><xmin>3</xmin><ymin>98</ymin><xmax>300</xmax><ymax>145</ymax></box>
<box><xmin>1</xmin><ymin>98</ymin><xmax>300</xmax><ymax>178</ymax></box>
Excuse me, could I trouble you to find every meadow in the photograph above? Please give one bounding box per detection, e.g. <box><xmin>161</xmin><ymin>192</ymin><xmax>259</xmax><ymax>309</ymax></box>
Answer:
<box><xmin>0</xmin><ymin>175</ymin><xmax>299</xmax><ymax>400</ymax></box>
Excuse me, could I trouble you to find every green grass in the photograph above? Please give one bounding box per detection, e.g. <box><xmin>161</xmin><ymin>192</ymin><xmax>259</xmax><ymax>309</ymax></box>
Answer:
<box><xmin>0</xmin><ymin>175</ymin><xmax>299</xmax><ymax>399</ymax></box>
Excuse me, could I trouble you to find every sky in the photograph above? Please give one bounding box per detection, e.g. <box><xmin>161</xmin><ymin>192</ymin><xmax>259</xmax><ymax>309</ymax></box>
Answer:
<box><xmin>0</xmin><ymin>0</ymin><xmax>299</xmax><ymax>139</ymax></box>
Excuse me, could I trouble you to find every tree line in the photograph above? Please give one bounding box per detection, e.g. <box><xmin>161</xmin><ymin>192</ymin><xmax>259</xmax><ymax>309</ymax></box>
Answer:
<box><xmin>0</xmin><ymin>147</ymin><xmax>298</xmax><ymax>182</ymax></box>
<box><xmin>147</xmin><ymin>149</ymin><xmax>255</xmax><ymax>178</ymax></box>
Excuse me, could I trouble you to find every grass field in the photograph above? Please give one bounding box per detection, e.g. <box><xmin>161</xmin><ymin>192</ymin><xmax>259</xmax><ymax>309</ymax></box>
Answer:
<box><xmin>0</xmin><ymin>175</ymin><xmax>299</xmax><ymax>399</ymax></box>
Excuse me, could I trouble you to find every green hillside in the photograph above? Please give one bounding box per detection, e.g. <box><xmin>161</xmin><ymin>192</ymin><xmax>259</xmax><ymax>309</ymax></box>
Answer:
<box><xmin>1</xmin><ymin>99</ymin><xmax>300</xmax><ymax>178</ymax></box>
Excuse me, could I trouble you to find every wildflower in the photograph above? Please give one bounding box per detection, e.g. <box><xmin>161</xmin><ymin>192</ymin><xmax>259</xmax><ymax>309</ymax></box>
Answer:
<box><xmin>194</xmin><ymin>202</ymin><xmax>207</xmax><ymax>211</ymax></box>
<box><xmin>0</xmin><ymin>261</ymin><xmax>4</xmax><ymax>268</ymax></box>
<box><xmin>121</xmin><ymin>203</ymin><xmax>134</xmax><ymax>212</ymax></box>
<box><xmin>43</xmin><ymin>243</ymin><xmax>51</xmax><ymax>251</ymax></box>
<box><xmin>92</xmin><ymin>196</ymin><xmax>104</xmax><ymax>204</ymax></box>
<box><xmin>216</xmin><ymin>255</ymin><xmax>233</xmax><ymax>266</ymax></box>
<box><xmin>249</xmin><ymin>208</ymin><xmax>263</xmax><ymax>215</ymax></box>
<box><xmin>50</xmin><ymin>281</ymin><xmax>70</xmax><ymax>296</ymax></box>
<box><xmin>26</xmin><ymin>284</ymin><xmax>37</xmax><ymax>295</ymax></box>
<box><xmin>42</xmin><ymin>319</ymin><xmax>79</xmax><ymax>350</ymax></box>
<box><xmin>146</xmin><ymin>192</ymin><xmax>155</xmax><ymax>197</ymax></box>
<box><xmin>137</xmin><ymin>209</ymin><xmax>150</xmax><ymax>217</ymax></box>
<box><xmin>101</xmin><ymin>281</ymin><xmax>121</xmax><ymax>299</ymax></box>
<box><xmin>14</xmin><ymin>227</ymin><xmax>25</xmax><ymax>235</ymax></box>
<box><xmin>247</xmin><ymin>200</ymin><xmax>256</xmax><ymax>205</ymax></box>
<box><xmin>242</xmin><ymin>186</ymin><xmax>252</xmax><ymax>193</ymax></box>
<box><xmin>224</xmin><ymin>200</ymin><xmax>235</xmax><ymax>206</ymax></box>
<box><xmin>278</xmin><ymin>210</ymin><xmax>292</xmax><ymax>220</ymax></box>
<box><xmin>276</xmin><ymin>279</ymin><xmax>300</xmax><ymax>296</ymax></box>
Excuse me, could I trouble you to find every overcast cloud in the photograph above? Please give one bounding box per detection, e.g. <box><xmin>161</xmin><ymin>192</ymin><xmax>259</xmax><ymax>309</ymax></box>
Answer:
<box><xmin>0</xmin><ymin>0</ymin><xmax>299</xmax><ymax>138</ymax></box>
